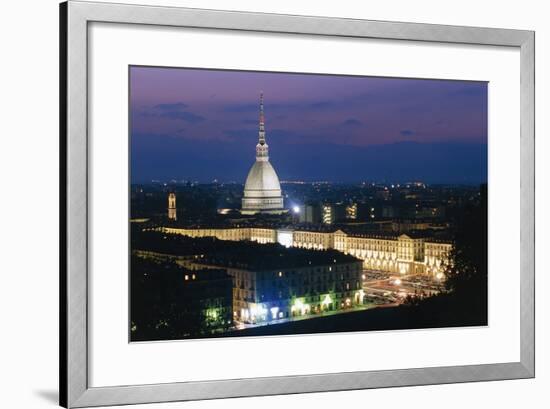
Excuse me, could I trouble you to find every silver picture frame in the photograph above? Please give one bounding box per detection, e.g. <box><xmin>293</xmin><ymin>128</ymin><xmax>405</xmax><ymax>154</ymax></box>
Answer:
<box><xmin>60</xmin><ymin>1</ymin><xmax>535</xmax><ymax>407</ymax></box>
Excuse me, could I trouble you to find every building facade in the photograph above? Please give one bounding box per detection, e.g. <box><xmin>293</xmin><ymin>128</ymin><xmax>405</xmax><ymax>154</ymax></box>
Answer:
<box><xmin>179</xmin><ymin>268</ymin><xmax>233</xmax><ymax>334</ymax></box>
<box><xmin>158</xmin><ymin>226</ymin><xmax>452</xmax><ymax>276</ymax></box>
<box><xmin>298</xmin><ymin>204</ymin><xmax>322</xmax><ymax>224</ymax></box>
<box><xmin>130</xmin><ymin>252</ymin><xmax>233</xmax><ymax>339</ymax></box>
<box><xmin>180</xmin><ymin>255</ymin><xmax>363</xmax><ymax>324</ymax></box>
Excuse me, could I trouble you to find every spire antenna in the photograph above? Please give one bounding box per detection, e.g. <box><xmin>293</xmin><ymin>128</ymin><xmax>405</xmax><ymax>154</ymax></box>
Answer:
<box><xmin>255</xmin><ymin>92</ymin><xmax>269</xmax><ymax>161</ymax></box>
<box><xmin>258</xmin><ymin>92</ymin><xmax>266</xmax><ymax>145</ymax></box>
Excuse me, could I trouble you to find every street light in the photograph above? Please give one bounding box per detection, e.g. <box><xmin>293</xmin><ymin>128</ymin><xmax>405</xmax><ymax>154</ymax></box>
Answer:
<box><xmin>292</xmin><ymin>205</ymin><xmax>300</xmax><ymax>214</ymax></box>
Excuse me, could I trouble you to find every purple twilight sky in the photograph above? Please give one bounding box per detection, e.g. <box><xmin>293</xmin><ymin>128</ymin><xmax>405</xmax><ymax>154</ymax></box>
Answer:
<box><xmin>130</xmin><ymin>66</ymin><xmax>488</xmax><ymax>184</ymax></box>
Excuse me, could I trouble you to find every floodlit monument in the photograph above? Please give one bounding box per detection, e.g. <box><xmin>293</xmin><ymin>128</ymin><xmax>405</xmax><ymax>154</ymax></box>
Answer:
<box><xmin>168</xmin><ymin>192</ymin><xmax>177</xmax><ymax>221</ymax></box>
<box><xmin>241</xmin><ymin>93</ymin><xmax>286</xmax><ymax>215</ymax></box>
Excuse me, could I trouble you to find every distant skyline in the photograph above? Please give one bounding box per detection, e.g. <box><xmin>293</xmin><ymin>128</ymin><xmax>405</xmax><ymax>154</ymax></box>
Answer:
<box><xmin>130</xmin><ymin>66</ymin><xmax>487</xmax><ymax>184</ymax></box>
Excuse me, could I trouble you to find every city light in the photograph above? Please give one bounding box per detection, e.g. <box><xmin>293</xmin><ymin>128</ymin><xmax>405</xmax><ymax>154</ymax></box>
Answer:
<box><xmin>355</xmin><ymin>289</ymin><xmax>365</xmax><ymax>303</ymax></box>
<box><xmin>293</xmin><ymin>298</ymin><xmax>310</xmax><ymax>315</ymax></box>
<box><xmin>142</xmin><ymin>185</ymin><xmax>459</xmax><ymax>336</ymax></box>
<box><xmin>206</xmin><ymin>308</ymin><xmax>218</xmax><ymax>320</ymax></box>
<box><xmin>249</xmin><ymin>304</ymin><xmax>268</xmax><ymax>320</ymax></box>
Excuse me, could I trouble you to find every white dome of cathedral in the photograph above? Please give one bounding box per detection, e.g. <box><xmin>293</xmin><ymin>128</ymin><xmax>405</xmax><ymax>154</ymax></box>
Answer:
<box><xmin>241</xmin><ymin>93</ymin><xmax>285</xmax><ymax>215</ymax></box>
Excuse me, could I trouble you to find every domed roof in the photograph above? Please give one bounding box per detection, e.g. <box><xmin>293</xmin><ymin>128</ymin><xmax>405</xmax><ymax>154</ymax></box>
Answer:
<box><xmin>243</xmin><ymin>160</ymin><xmax>282</xmax><ymax>198</ymax></box>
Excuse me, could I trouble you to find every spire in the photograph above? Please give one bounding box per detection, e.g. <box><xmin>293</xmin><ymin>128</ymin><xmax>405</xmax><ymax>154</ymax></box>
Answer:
<box><xmin>258</xmin><ymin>92</ymin><xmax>266</xmax><ymax>145</ymax></box>
<box><xmin>256</xmin><ymin>92</ymin><xmax>269</xmax><ymax>161</ymax></box>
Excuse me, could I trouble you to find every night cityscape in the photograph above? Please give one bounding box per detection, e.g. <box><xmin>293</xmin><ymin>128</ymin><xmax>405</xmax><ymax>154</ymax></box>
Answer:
<box><xmin>129</xmin><ymin>66</ymin><xmax>488</xmax><ymax>341</ymax></box>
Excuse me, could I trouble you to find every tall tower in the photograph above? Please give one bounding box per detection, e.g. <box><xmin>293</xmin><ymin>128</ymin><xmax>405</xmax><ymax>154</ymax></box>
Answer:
<box><xmin>241</xmin><ymin>93</ymin><xmax>285</xmax><ymax>215</ymax></box>
<box><xmin>255</xmin><ymin>92</ymin><xmax>269</xmax><ymax>161</ymax></box>
<box><xmin>168</xmin><ymin>192</ymin><xmax>177</xmax><ymax>221</ymax></box>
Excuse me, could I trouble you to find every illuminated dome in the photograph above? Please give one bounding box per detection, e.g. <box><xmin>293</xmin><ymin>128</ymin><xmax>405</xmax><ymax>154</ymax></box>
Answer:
<box><xmin>241</xmin><ymin>93</ymin><xmax>285</xmax><ymax>215</ymax></box>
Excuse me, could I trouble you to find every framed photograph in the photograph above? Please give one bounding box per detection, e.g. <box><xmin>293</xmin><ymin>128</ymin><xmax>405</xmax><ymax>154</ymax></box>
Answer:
<box><xmin>60</xmin><ymin>1</ymin><xmax>534</xmax><ymax>407</ymax></box>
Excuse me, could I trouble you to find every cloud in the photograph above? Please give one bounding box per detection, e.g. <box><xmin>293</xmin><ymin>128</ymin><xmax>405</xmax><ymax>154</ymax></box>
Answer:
<box><xmin>222</xmin><ymin>94</ymin><xmax>374</xmax><ymax>118</ymax></box>
<box><xmin>154</xmin><ymin>102</ymin><xmax>188</xmax><ymax>111</ymax></box>
<box><xmin>223</xmin><ymin>128</ymin><xmax>304</xmax><ymax>144</ymax></box>
<box><xmin>226</xmin><ymin>98</ymin><xmax>352</xmax><ymax>114</ymax></box>
<box><xmin>139</xmin><ymin>102</ymin><xmax>205</xmax><ymax>124</ymax></box>
<box><xmin>223</xmin><ymin>129</ymin><xmax>257</xmax><ymax>140</ymax></box>
<box><xmin>309</xmin><ymin>100</ymin><xmax>335</xmax><ymax>109</ymax></box>
<box><xmin>342</xmin><ymin>118</ymin><xmax>362</xmax><ymax>127</ymax></box>
<box><xmin>223</xmin><ymin>103</ymin><xmax>258</xmax><ymax>113</ymax></box>
<box><xmin>158</xmin><ymin>110</ymin><xmax>205</xmax><ymax>123</ymax></box>
<box><xmin>131</xmin><ymin>133</ymin><xmax>487</xmax><ymax>184</ymax></box>
<box><xmin>400</xmin><ymin>129</ymin><xmax>415</xmax><ymax>137</ymax></box>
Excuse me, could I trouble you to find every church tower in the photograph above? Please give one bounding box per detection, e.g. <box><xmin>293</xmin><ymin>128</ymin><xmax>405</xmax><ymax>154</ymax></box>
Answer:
<box><xmin>168</xmin><ymin>192</ymin><xmax>177</xmax><ymax>221</ymax></box>
<box><xmin>241</xmin><ymin>93</ymin><xmax>285</xmax><ymax>215</ymax></box>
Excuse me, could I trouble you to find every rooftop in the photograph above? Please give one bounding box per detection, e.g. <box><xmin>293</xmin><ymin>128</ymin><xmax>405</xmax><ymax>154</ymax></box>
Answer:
<box><xmin>132</xmin><ymin>230</ymin><xmax>360</xmax><ymax>271</ymax></box>
<box><xmin>196</xmin><ymin>242</ymin><xmax>360</xmax><ymax>271</ymax></box>
<box><xmin>131</xmin><ymin>253</ymin><xmax>230</xmax><ymax>282</ymax></box>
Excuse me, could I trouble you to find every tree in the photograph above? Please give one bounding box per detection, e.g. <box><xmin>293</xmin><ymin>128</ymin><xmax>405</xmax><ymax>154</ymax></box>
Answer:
<box><xmin>441</xmin><ymin>184</ymin><xmax>487</xmax><ymax>322</ymax></box>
